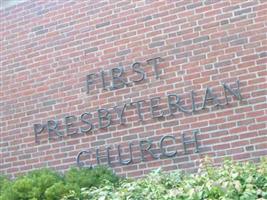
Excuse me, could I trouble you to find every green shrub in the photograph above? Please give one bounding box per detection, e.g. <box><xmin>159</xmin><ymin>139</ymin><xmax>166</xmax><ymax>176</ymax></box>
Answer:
<box><xmin>70</xmin><ymin>158</ymin><xmax>267</xmax><ymax>200</ymax></box>
<box><xmin>1</xmin><ymin>159</ymin><xmax>266</xmax><ymax>200</ymax></box>
<box><xmin>44</xmin><ymin>182</ymin><xmax>76</xmax><ymax>200</ymax></box>
<box><xmin>65</xmin><ymin>166</ymin><xmax>120</xmax><ymax>189</ymax></box>
<box><xmin>0</xmin><ymin>166</ymin><xmax>119</xmax><ymax>200</ymax></box>
<box><xmin>0</xmin><ymin>175</ymin><xmax>8</xmax><ymax>191</ymax></box>
<box><xmin>62</xmin><ymin>166</ymin><xmax>120</xmax><ymax>199</ymax></box>
<box><xmin>0</xmin><ymin>169</ymin><xmax>62</xmax><ymax>200</ymax></box>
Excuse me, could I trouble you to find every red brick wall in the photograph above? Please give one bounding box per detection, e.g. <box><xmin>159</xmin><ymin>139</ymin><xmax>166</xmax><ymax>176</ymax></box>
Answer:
<box><xmin>1</xmin><ymin>0</ymin><xmax>266</xmax><ymax>178</ymax></box>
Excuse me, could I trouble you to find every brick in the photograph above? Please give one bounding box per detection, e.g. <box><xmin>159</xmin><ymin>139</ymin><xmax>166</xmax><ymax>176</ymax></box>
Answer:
<box><xmin>220</xmin><ymin>35</ymin><xmax>238</xmax><ymax>43</ymax></box>
<box><xmin>31</xmin><ymin>25</ymin><xmax>44</xmax><ymax>32</ymax></box>
<box><xmin>84</xmin><ymin>47</ymin><xmax>98</xmax><ymax>54</ymax></box>
<box><xmin>231</xmin><ymin>16</ymin><xmax>248</xmax><ymax>24</ymax></box>
<box><xmin>234</xmin><ymin>8</ymin><xmax>252</xmax><ymax>16</ymax></box>
<box><xmin>175</xmin><ymin>40</ymin><xmax>192</xmax><ymax>47</ymax></box>
<box><xmin>245</xmin><ymin>145</ymin><xmax>254</xmax><ymax>151</ymax></box>
<box><xmin>259</xmin><ymin>52</ymin><xmax>267</xmax><ymax>58</ymax></box>
<box><xmin>204</xmin><ymin>0</ymin><xmax>222</xmax><ymax>5</ymax></box>
<box><xmin>97</xmin><ymin>133</ymin><xmax>112</xmax><ymax>140</ymax></box>
<box><xmin>230</xmin><ymin>38</ymin><xmax>248</xmax><ymax>46</ymax></box>
<box><xmin>214</xmin><ymin>60</ymin><xmax>231</xmax><ymax>68</ymax></box>
<box><xmin>117</xmin><ymin>49</ymin><xmax>131</xmax><ymax>56</ymax></box>
<box><xmin>186</xmin><ymin>2</ymin><xmax>203</xmax><ymax>10</ymax></box>
<box><xmin>43</xmin><ymin>100</ymin><xmax>56</xmax><ymax>107</ymax></box>
<box><xmin>96</xmin><ymin>21</ymin><xmax>110</xmax><ymax>29</ymax></box>
<box><xmin>149</xmin><ymin>41</ymin><xmax>165</xmax><ymax>48</ymax></box>
<box><xmin>139</xmin><ymin>15</ymin><xmax>152</xmax><ymax>22</ymax></box>
<box><xmin>213</xmin><ymin>143</ymin><xmax>230</xmax><ymax>150</ymax></box>
<box><xmin>35</xmin><ymin>29</ymin><xmax>48</xmax><ymax>35</ymax></box>
<box><xmin>220</xmin><ymin>19</ymin><xmax>229</xmax><ymax>25</ymax></box>
<box><xmin>176</xmin><ymin>52</ymin><xmax>192</xmax><ymax>59</ymax></box>
<box><xmin>193</xmin><ymin>36</ymin><xmax>209</xmax><ymax>43</ymax></box>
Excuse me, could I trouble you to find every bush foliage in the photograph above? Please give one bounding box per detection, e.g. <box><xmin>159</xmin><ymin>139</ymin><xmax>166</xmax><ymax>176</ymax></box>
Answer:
<box><xmin>0</xmin><ymin>166</ymin><xmax>119</xmax><ymax>200</ymax></box>
<box><xmin>64</xmin><ymin>158</ymin><xmax>267</xmax><ymax>200</ymax></box>
<box><xmin>0</xmin><ymin>159</ymin><xmax>266</xmax><ymax>200</ymax></box>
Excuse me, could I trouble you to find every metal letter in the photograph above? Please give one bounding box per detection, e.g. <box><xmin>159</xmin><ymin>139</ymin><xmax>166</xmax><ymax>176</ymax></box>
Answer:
<box><xmin>113</xmin><ymin>103</ymin><xmax>127</xmax><ymax>125</ymax></box>
<box><xmin>150</xmin><ymin>97</ymin><xmax>164</xmax><ymax>118</ymax></box>
<box><xmin>182</xmin><ymin>130</ymin><xmax>200</xmax><ymax>154</ymax></box>
<box><xmin>64</xmin><ymin>115</ymin><xmax>78</xmax><ymax>136</ymax></box>
<box><xmin>76</xmin><ymin>150</ymin><xmax>92</xmax><ymax>168</ymax></box>
<box><xmin>96</xmin><ymin>146</ymin><xmax>112</xmax><ymax>166</ymax></box>
<box><xmin>34</xmin><ymin>124</ymin><xmax>45</xmax><ymax>143</ymax></box>
<box><xmin>223</xmin><ymin>80</ymin><xmax>242</xmax><ymax>105</ymax></box>
<box><xmin>147</xmin><ymin>57</ymin><xmax>163</xmax><ymax>79</ymax></box>
<box><xmin>117</xmin><ymin>143</ymin><xmax>133</xmax><ymax>165</ymax></box>
<box><xmin>190</xmin><ymin>90</ymin><xmax>201</xmax><ymax>113</ymax></box>
<box><xmin>47</xmin><ymin>120</ymin><xmax>64</xmax><ymax>140</ymax></box>
<box><xmin>111</xmin><ymin>67</ymin><xmax>129</xmax><ymax>90</ymax></box>
<box><xmin>139</xmin><ymin>140</ymin><xmax>159</xmax><ymax>161</ymax></box>
<box><xmin>132</xmin><ymin>62</ymin><xmax>145</xmax><ymax>82</ymax></box>
<box><xmin>86</xmin><ymin>74</ymin><xmax>95</xmax><ymax>94</ymax></box>
<box><xmin>100</xmin><ymin>70</ymin><xmax>107</xmax><ymax>91</ymax></box>
<box><xmin>167</xmin><ymin>94</ymin><xmax>191</xmax><ymax>115</ymax></box>
<box><xmin>131</xmin><ymin>100</ymin><xmax>145</xmax><ymax>121</ymax></box>
<box><xmin>159</xmin><ymin>135</ymin><xmax>177</xmax><ymax>157</ymax></box>
<box><xmin>98</xmin><ymin>108</ymin><xmax>111</xmax><ymax>129</ymax></box>
<box><xmin>201</xmin><ymin>87</ymin><xmax>221</xmax><ymax>109</ymax></box>
<box><xmin>80</xmin><ymin>112</ymin><xmax>93</xmax><ymax>134</ymax></box>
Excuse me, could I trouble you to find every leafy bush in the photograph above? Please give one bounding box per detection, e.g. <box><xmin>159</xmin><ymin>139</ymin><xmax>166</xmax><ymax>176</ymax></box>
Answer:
<box><xmin>65</xmin><ymin>166</ymin><xmax>119</xmax><ymax>189</ymax></box>
<box><xmin>0</xmin><ymin>175</ymin><xmax>8</xmax><ymax>191</ymax></box>
<box><xmin>0</xmin><ymin>166</ymin><xmax>119</xmax><ymax>200</ymax></box>
<box><xmin>63</xmin><ymin>158</ymin><xmax>267</xmax><ymax>200</ymax></box>
<box><xmin>1</xmin><ymin>159</ymin><xmax>266</xmax><ymax>200</ymax></box>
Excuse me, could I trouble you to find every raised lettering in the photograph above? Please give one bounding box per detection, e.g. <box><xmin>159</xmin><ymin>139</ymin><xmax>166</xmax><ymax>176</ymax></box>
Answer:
<box><xmin>65</xmin><ymin>115</ymin><xmax>78</xmax><ymax>136</ymax></box>
<box><xmin>132</xmin><ymin>62</ymin><xmax>145</xmax><ymax>82</ymax></box>
<box><xmin>202</xmin><ymin>87</ymin><xmax>221</xmax><ymax>109</ymax></box>
<box><xmin>131</xmin><ymin>100</ymin><xmax>145</xmax><ymax>121</ymax></box>
<box><xmin>117</xmin><ymin>143</ymin><xmax>133</xmax><ymax>165</ymax></box>
<box><xmin>167</xmin><ymin>94</ymin><xmax>191</xmax><ymax>115</ymax></box>
<box><xmin>111</xmin><ymin>67</ymin><xmax>129</xmax><ymax>89</ymax></box>
<box><xmin>76</xmin><ymin>150</ymin><xmax>92</xmax><ymax>168</ymax></box>
<box><xmin>96</xmin><ymin>146</ymin><xmax>112</xmax><ymax>166</ymax></box>
<box><xmin>223</xmin><ymin>80</ymin><xmax>242</xmax><ymax>104</ymax></box>
<box><xmin>100</xmin><ymin>70</ymin><xmax>107</xmax><ymax>91</ymax></box>
<box><xmin>147</xmin><ymin>57</ymin><xmax>163</xmax><ymax>79</ymax></box>
<box><xmin>159</xmin><ymin>135</ymin><xmax>177</xmax><ymax>157</ymax></box>
<box><xmin>34</xmin><ymin>124</ymin><xmax>45</xmax><ymax>143</ymax></box>
<box><xmin>47</xmin><ymin>120</ymin><xmax>64</xmax><ymax>139</ymax></box>
<box><xmin>150</xmin><ymin>97</ymin><xmax>164</xmax><ymax>118</ymax></box>
<box><xmin>113</xmin><ymin>103</ymin><xmax>127</xmax><ymax>125</ymax></box>
<box><xmin>139</xmin><ymin>140</ymin><xmax>159</xmax><ymax>161</ymax></box>
<box><xmin>98</xmin><ymin>108</ymin><xmax>111</xmax><ymax>129</ymax></box>
<box><xmin>80</xmin><ymin>112</ymin><xmax>93</xmax><ymax>134</ymax></box>
<box><xmin>86</xmin><ymin>73</ymin><xmax>95</xmax><ymax>94</ymax></box>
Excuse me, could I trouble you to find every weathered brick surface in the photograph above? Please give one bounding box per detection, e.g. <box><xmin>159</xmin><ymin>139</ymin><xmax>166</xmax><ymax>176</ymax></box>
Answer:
<box><xmin>0</xmin><ymin>0</ymin><xmax>266</xmax><ymax>178</ymax></box>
